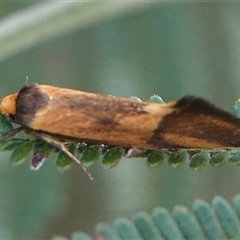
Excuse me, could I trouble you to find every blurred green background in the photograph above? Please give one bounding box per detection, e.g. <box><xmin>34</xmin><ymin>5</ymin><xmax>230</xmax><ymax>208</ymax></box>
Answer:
<box><xmin>0</xmin><ymin>2</ymin><xmax>240</xmax><ymax>239</ymax></box>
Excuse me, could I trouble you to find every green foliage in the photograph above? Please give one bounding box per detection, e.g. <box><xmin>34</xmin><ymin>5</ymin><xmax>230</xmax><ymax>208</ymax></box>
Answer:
<box><xmin>81</xmin><ymin>145</ymin><xmax>102</xmax><ymax>167</ymax></box>
<box><xmin>146</xmin><ymin>151</ymin><xmax>167</xmax><ymax>167</ymax></box>
<box><xmin>95</xmin><ymin>224</ymin><xmax>120</xmax><ymax>240</ymax></box>
<box><xmin>52</xmin><ymin>195</ymin><xmax>240</xmax><ymax>240</ymax></box>
<box><xmin>56</xmin><ymin>144</ymin><xmax>76</xmax><ymax>170</ymax></box>
<box><xmin>213</xmin><ymin>197</ymin><xmax>240</xmax><ymax>238</ymax></box>
<box><xmin>152</xmin><ymin>208</ymin><xmax>184</xmax><ymax>239</ymax></box>
<box><xmin>189</xmin><ymin>150</ymin><xmax>209</xmax><ymax>170</ymax></box>
<box><xmin>234</xmin><ymin>100</ymin><xmax>240</xmax><ymax>118</ymax></box>
<box><xmin>226</xmin><ymin>150</ymin><xmax>240</xmax><ymax>165</ymax></box>
<box><xmin>56</xmin><ymin>151</ymin><xmax>73</xmax><ymax>170</ymax></box>
<box><xmin>209</xmin><ymin>151</ymin><xmax>230</xmax><ymax>166</ymax></box>
<box><xmin>193</xmin><ymin>200</ymin><xmax>224</xmax><ymax>239</ymax></box>
<box><xmin>148</xmin><ymin>95</ymin><xmax>164</xmax><ymax>104</ymax></box>
<box><xmin>173</xmin><ymin>206</ymin><xmax>205</xmax><ymax>239</ymax></box>
<box><xmin>114</xmin><ymin>219</ymin><xmax>142</xmax><ymax>239</ymax></box>
<box><xmin>101</xmin><ymin>146</ymin><xmax>125</xmax><ymax>169</ymax></box>
<box><xmin>3</xmin><ymin>138</ymin><xmax>26</xmax><ymax>151</ymax></box>
<box><xmin>10</xmin><ymin>141</ymin><xmax>32</xmax><ymax>165</ymax></box>
<box><xmin>71</xmin><ymin>232</ymin><xmax>93</xmax><ymax>240</ymax></box>
<box><xmin>168</xmin><ymin>149</ymin><xmax>189</xmax><ymax>167</ymax></box>
<box><xmin>133</xmin><ymin>213</ymin><xmax>163</xmax><ymax>240</ymax></box>
<box><xmin>0</xmin><ymin>114</ymin><xmax>13</xmax><ymax>133</ymax></box>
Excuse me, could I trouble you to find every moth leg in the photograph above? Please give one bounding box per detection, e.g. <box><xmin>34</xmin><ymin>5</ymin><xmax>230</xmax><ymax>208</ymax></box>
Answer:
<box><xmin>32</xmin><ymin>131</ymin><xmax>94</xmax><ymax>181</ymax></box>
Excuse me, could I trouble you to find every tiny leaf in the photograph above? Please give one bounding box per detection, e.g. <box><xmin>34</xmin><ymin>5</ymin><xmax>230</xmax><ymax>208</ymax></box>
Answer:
<box><xmin>234</xmin><ymin>99</ymin><xmax>240</xmax><ymax>118</ymax></box>
<box><xmin>189</xmin><ymin>150</ymin><xmax>210</xmax><ymax>171</ymax></box>
<box><xmin>228</xmin><ymin>150</ymin><xmax>240</xmax><ymax>165</ymax></box>
<box><xmin>130</xmin><ymin>96</ymin><xmax>142</xmax><ymax>102</ymax></box>
<box><xmin>56</xmin><ymin>144</ymin><xmax>76</xmax><ymax>170</ymax></box>
<box><xmin>0</xmin><ymin>114</ymin><xmax>13</xmax><ymax>133</ymax></box>
<box><xmin>3</xmin><ymin>138</ymin><xmax>27</xmax><ymax>151</ymax></box>
<box><xmin>33</xmin><ymin>140</ymin><xmax>55</xmax><ymax>156</ymax></box>
<box><xmin>147</xmin><ymin>151</ymin><xmax>167</xmax><ymax>167</ymax></box>
<box><xmin>210</xmin><ymin>151</ymin><xmax>230</xmax><ymax>166</ymax></box>
<box><xmin>148</xmin><ymin>95</ymin><xmax>164</xmax><ymax>103</ymax></box>
<box><xmin>101</xmin><ymin>146</ymin><xmax>125</xmax><ymax>169</ymax></box>
<box><xmin>0</xmin><ymin>140</ymin><xmax>9</xmax><ymax>151</ymax></box>
<box><xmin>81</xmin><ymin>145</ymin><xmax>101</xmax><ymax>167</ymax></box>
<box><xmin>10</xmin><ymin>141</ymin><xmax>33</xmax><ymax>165</ymax></box>
<box><xmin>168</xmin><ymin>150</ymin><xmax>189</xmax><ymax>167</ymax></box>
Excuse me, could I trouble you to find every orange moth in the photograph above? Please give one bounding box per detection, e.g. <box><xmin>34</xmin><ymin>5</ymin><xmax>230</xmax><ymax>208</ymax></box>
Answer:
<box><xmin>1</xmin><ymin>83</ymin><xmax>240</xmax><ymax>149</ymax></box>
<box><xmin>1</xmin><ymin>83</ymin><xmax>240</xmax><ymax>179</ymax></box>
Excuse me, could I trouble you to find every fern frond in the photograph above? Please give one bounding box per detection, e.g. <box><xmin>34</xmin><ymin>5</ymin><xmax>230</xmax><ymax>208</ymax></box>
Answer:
<box><xmin>52</xmin><ymin>195</ymin><xmax>240</xmax><ymax>240</ymax></box>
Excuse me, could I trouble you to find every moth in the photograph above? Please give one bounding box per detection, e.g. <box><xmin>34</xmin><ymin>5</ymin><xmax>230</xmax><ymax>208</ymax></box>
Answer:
<box><xmin>1</xmin><ymin>83</ymin><xmax>240</xmax><ymax>179</ymax></box>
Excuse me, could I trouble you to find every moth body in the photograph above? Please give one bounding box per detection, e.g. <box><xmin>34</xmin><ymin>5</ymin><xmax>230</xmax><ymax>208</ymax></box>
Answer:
<box><xmin>1</xmin><ymin>83</ymin><xmax>240</xmax><ymax>149</ymax></box>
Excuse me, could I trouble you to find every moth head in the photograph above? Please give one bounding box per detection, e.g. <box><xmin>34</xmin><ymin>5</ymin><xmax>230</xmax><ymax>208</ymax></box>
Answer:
<box><xmin>0</xmin><ymin>93</ymin><xmax>18</xmax><ymax>115</ymax></box>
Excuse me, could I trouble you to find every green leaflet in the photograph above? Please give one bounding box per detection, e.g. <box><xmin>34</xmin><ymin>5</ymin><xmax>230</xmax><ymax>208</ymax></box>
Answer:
<box><xmin>81</xmin><ymin>145</ymin><xmax>102</xmax><ymax>167</ymax></box>
<box><xmin>10</xmin><ymin>141</ymin><xmax>33</xmax><ymax>165</ymax></box>
<box><xmin>56</xmin><ymin>144</ymin><xmax>76</xmax><ymax>170</ymax></box>
<box><xmin>193</xmin><ymin>200</ymin><xmax>224</xmax><ymax>239</ymax></box>
<box><xmin>56</xmin><ymin>152</ymin><xmax>72</xmax><ymax>170</ymax></box>
<box><xmin>133</xmin><ymin>212</ymin><xmax>163</xmax><ymax>240</ymax></box>
<box><xmin>53</xmin><ymin>195</ymin><xmax>240</xmax><ymax>240</ymax></box>
<box><xmin>168</xmin><ymin>149</ymin><xmax>189</xmax><ymax>167</ymax></box>
<box><xmin>173</xmin><ymin>206</ymin><xmax>205</xmax><ymax>239</ymax></box>
<box><xmin>3</xmin><ymin>138</ymin><xmax>27</xmax><ymax>151</ymax></box>
<box><xmin>209</xmin><ymin>151</ymin><xmax>230</xmax><ymax>166</ymax></box>
<box><xmin>101</xmin><ymin>146</ymin><xmax>125</xmax><ymax>169</ymax></box>
<box><xmin>189</xmin><ymin>150</ymin><xmax>210</xmax><ymax>171</ymax></box>
<box><xmin>114</xmin><ymin>219</ymin><xmax>142</xmax><ymax>240</ymax></box>
<box><xmin>95</xmin><ymin>223</ymin><xmax>120</xmax><ymax>240</ymax></box>
<box><xmin>228</xmin><ymin>150</ymin><xmax>240</xmax><ymax>165</ymax></box>
<box><xmin>234</xmin><ymin>100</ymin><xmax>240</xmax><ymax>118</ymax></box>
<box><xmin>213</xmin><ymin>197</ymin><xmax>240</xmax><ymax>238</ymax></box>
<box><xmin>0</xmin><ymin>114</ymin><xmax>13</xmax><ymax>134</ymax></box>
<box><xmin>71</xmin><ymin>232</ymin><xmax>93</xmax><ymax>240</ymax></box>
<box><xmin>147</xmin><ymin>151</ymin><xmax>167</xmax><ymax>167</ymax></box>
<box><xmin>152</xmin><ymin>208</ymin><xmax>184</xmax><ymax>239</ymax></box>
<box><xmin>148</xmin><ymin>95</ymin><xmax>164</xmax><ymax>103</ymax></box>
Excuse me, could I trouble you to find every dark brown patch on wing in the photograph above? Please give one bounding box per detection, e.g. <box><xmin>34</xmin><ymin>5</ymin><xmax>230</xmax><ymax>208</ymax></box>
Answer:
<box><xmin>97</xmin><ymin>117</ymin><xmax>118</xmax><ymax>129</ymax></box>
<box><xmin>13</xmin><ymin>84</ymin><xmax>49</xmax><ymax>126</ymax></box>
<box><xmin>148</xmin><ymin>96</ymin><xmax>240</xmax><ymax>149</ymax></box>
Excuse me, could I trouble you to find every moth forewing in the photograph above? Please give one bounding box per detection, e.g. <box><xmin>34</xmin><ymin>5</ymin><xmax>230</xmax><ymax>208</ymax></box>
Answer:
<box><xmin>9</xmin><ymin>84</ymin><xmax>175</xmax><ymax>149</ymax></box>
<box><xmin>1</xmin><ymin>83</ymin><xmax>240</xmax><ymax>151</ymax></box>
